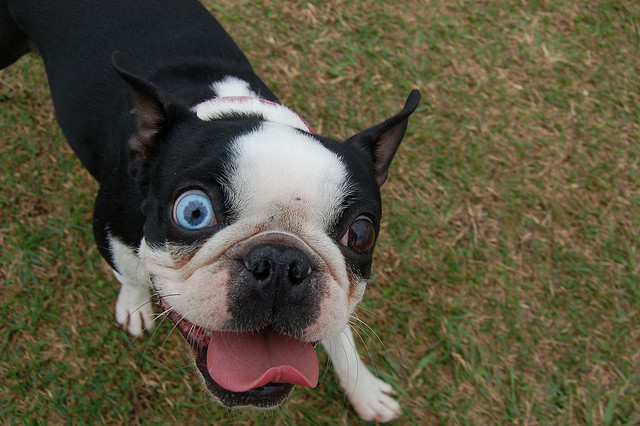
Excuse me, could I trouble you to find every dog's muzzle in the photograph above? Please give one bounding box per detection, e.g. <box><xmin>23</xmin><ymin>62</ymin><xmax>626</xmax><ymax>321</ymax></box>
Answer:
<box><xmin>160</xmin><ymin>242</ymin><xmax>323</xmax><ymax>408</ymax></box>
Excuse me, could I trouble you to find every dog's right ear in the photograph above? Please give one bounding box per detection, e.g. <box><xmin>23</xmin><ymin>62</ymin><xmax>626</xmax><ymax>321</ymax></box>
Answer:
<box><xmin>112</xmin><ymin>51</ymin><xmax>190</xmax><ymax>176</ymax></box>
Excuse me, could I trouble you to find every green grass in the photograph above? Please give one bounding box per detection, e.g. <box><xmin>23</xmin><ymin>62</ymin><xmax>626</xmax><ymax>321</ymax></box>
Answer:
<box><xmin>1</xmin><ymin>0</ymin><xmax>639</xmax><ymax>424</ymax></box>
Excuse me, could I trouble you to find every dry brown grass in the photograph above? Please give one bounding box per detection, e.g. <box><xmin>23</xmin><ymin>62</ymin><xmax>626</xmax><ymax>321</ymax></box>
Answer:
<box><xmin>1</xmin><ymin>0</ymin><xmax>639</xmax><ymax>424</ymax></box>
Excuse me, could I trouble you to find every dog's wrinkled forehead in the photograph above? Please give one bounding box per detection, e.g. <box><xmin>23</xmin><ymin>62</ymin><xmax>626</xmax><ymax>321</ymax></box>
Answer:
<box><xmin>224</xmin><ymin>123</ymin><xmax>352</xmax><ymax>230</ymax></box>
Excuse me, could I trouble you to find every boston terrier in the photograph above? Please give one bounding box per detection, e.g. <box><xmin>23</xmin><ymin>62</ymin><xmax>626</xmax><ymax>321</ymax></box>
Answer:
<box><xmin>0</xmin><ymin>0</ymin><xmax>419</xmax><ymax>422</ymax></box>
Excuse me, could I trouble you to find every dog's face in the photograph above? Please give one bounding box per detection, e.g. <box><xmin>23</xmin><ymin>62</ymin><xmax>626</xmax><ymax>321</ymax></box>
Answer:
<box><xmin>115</xmin><ymin>58</ymin><xmax>419</xmax><ymax>408</ymax></box>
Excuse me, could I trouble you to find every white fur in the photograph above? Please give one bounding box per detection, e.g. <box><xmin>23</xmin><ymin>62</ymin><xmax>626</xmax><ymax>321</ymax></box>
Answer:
<box><xmin>210</xmin><ymin>76</ymin><xmax>258</xmax><ymax>98</ymax></box>
<box><xmin>194</xmin><ymin>97</ymin><xmax>311</xmax><ymax>133</ymax></box>
<box><xmin>193</xmin><ymin>77</ymin><xmax>312</xmax><ymax>133</ymax></box>
<box><xmin>140</xmin><ymin>242</ymin><xmax>234</xmax><ymax>331</ymax></box>
<box><xmin>109</xmin><ymin>234</ymin><xmax>154</xmax><ymax>337</ymax></box>
<box><xmin>322</xmin><ymin>327</ymin><xmax>401</xmax><ymax>422</ymax></box>
<box><xmin>224</xmin><ymin>122</ymin><xmax>350</xmax><ymax>229</ymax></box>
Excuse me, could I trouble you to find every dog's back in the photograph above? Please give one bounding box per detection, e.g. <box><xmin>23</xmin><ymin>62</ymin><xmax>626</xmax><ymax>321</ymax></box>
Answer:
<box><xmin>0</xmin><ymin>0</ymin><xmax>275</xmax><ymax>179</ymax></box>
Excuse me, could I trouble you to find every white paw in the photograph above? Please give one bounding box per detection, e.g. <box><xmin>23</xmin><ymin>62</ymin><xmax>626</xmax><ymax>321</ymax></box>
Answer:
<box><xmin>115</xmin><ymin>282</ymin><xmax>154</xmax><ymax>337</ymax></box>
<box><xmin>347</xmin><ymin>373</ymin><xmax>401</xmax><ymax>422</ymax></box>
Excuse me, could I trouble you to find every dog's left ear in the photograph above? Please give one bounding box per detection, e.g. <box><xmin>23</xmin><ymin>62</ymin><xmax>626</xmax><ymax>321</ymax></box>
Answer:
<box><xmin>112</xmin><ymin>51</ymin><xmax>191</xmax><ymax>176</ymax></box>
<box><xmin>346</xmin><ymin>90</ymin><xmax>420</xmax><ymax>186</ymax></box>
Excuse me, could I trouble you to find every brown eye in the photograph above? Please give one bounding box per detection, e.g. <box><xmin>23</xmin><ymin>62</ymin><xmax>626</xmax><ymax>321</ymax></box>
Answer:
<box><xmin>340</xmin><ymin>216</ymin><xmax>376</xmax><ymax>253</ymax></box>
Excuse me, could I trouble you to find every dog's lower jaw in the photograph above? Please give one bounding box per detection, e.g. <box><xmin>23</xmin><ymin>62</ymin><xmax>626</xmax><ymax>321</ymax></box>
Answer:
<box><xmin>159</xmin><ymin>297</ymin><xmax>314</xmax><ymax>408</ymax></box>
<box><xmin>194</xmin><ymin>329</ymin><xmax>402</xmax><ymax>421</ymax></box>
<box><xmin>194</xmin><ymin>347</ymin><xmax>295</xmax><ymax>408</ymax></box>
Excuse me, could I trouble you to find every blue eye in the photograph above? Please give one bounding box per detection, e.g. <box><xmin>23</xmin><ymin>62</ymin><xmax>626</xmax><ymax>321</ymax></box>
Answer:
<box><xmin>172</xmin><ymin>190</ymin><xmax>216</xmax><ymax>230</ymax></box>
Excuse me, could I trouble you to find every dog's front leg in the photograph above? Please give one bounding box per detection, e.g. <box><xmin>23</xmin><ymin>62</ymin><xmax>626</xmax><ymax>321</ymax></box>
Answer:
<box><xmin>109</xmin><ymin>236</ymin><xmax>155</xmax><ymax>337</ymax></box>
<box><xmin>322</xmin><ymin>326</ymin><xmax>401</xmax><ymax>422</ymax></box>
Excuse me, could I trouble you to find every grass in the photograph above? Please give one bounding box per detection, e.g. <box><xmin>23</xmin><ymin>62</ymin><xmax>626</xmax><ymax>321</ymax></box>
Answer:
<box><xmin>1</xmin><ymin>0</ymin><xmax>639</xmax><ymax>424</ymax></box>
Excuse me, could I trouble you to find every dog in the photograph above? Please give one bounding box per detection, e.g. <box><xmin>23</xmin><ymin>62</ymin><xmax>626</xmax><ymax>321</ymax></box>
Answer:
<box><xmin>1</xmin><ymin>0</ymin><xmax>419</xmax><ymax>421</ymax></box>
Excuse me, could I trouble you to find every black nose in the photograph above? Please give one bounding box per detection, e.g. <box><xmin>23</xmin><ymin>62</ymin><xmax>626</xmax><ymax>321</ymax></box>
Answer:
<box><xmin>230</xmin><ymin>243</ymin><xmax>320</xmax><ymax>333</ymax></box>
<box><xmin>243</xmin><ymin>243</ymin><xmax>312</xmax><ymax>289</ymax></box>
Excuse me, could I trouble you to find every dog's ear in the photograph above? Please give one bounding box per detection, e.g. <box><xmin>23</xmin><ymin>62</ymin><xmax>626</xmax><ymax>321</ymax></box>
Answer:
<box><xmin>346</xmin><ymin>90</ymin><xmax>420</xmax><ymax>186</ymax></box>
<box><xmin>112</xmin><ymin>51</ymin><xmax>190</xmax><ymax>176</ymax></box>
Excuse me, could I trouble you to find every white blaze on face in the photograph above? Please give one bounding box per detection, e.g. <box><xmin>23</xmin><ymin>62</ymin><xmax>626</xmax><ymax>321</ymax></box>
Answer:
<box><xmin>225</xmin><ymin>122</ymin><xmax>351</xmax><ymax>232</ymax></box>
<box><xmin>220</xmin><ymin>122</ymin><xmax>356</xmax><ymax>339</ymax></box>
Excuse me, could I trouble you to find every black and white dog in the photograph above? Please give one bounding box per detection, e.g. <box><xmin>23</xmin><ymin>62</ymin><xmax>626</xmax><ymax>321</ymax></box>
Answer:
<box><xmin>0</xmin><ymin>0</ymin><xmax>419</xmax><ymax>421</ymax></box>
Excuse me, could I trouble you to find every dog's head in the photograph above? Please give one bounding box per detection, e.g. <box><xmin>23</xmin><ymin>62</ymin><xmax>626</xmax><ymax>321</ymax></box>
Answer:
<box><xmin>114</xmin><ymin>56</ymin><xmax>419</xmax><ymax>408</ymax></box>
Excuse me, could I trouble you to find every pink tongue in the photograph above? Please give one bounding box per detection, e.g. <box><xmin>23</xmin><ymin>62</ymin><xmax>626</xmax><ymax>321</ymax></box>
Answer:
<box><xmin>206</xmin><ymin>329</ymin><xmax>319</xmax><ymax>393</ymax></box>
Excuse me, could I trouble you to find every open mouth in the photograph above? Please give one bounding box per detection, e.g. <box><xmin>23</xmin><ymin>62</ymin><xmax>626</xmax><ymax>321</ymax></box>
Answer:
<box><xmin>161</xmin><ymin>299</ymin><xmax>319</xmax><ymax>407</ymax></box>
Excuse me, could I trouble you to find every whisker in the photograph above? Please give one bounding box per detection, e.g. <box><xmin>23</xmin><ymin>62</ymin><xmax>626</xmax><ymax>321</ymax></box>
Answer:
<box><xmin>156</xmin><ymin>311</ymin><xmax>188</xmax><ymax>362</ymax></box>
<box><xmin>155</xmin><ymin>292</ymin><xmax>182</xmax><ymax>301</ymax></box>
<box><xmin>119</xmin><ymin>297</ymin><xmax>159</xmax><ymax>354</ymax></box>
<box><xmin>348</xmin><ymin>319</ymin><xmax>381</xmax><ymax>382</ymax></box>
<box><xmin>186</xmin><ymin>320</ymin><xmax>199</xmax><ymax>347</ymax></box>
<box><xmin>353</xmin><ymin>303</ymin><xmax>383</xmax><ymax>320</ymax></box>
<box><xmin>350</xmin><ymin>312</ymin><xmax>390</xmax><ymax>355</ymax></box>
<box><xmin>319</xmin><ymin>340</ymin><xmax>333</xmax><ymax>386</ymax></box>
<box><xmin>139</xmin><ymin>307</ymin><xmax>175</xmax><ymax>368</ymax></box>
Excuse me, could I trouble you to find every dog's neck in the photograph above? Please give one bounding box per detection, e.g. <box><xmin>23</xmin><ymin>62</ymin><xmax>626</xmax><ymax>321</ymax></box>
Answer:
<box><xmin>193</xmin><ymin>96</ymin><xmax>313</xmax><ymax>134</ymax></box>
